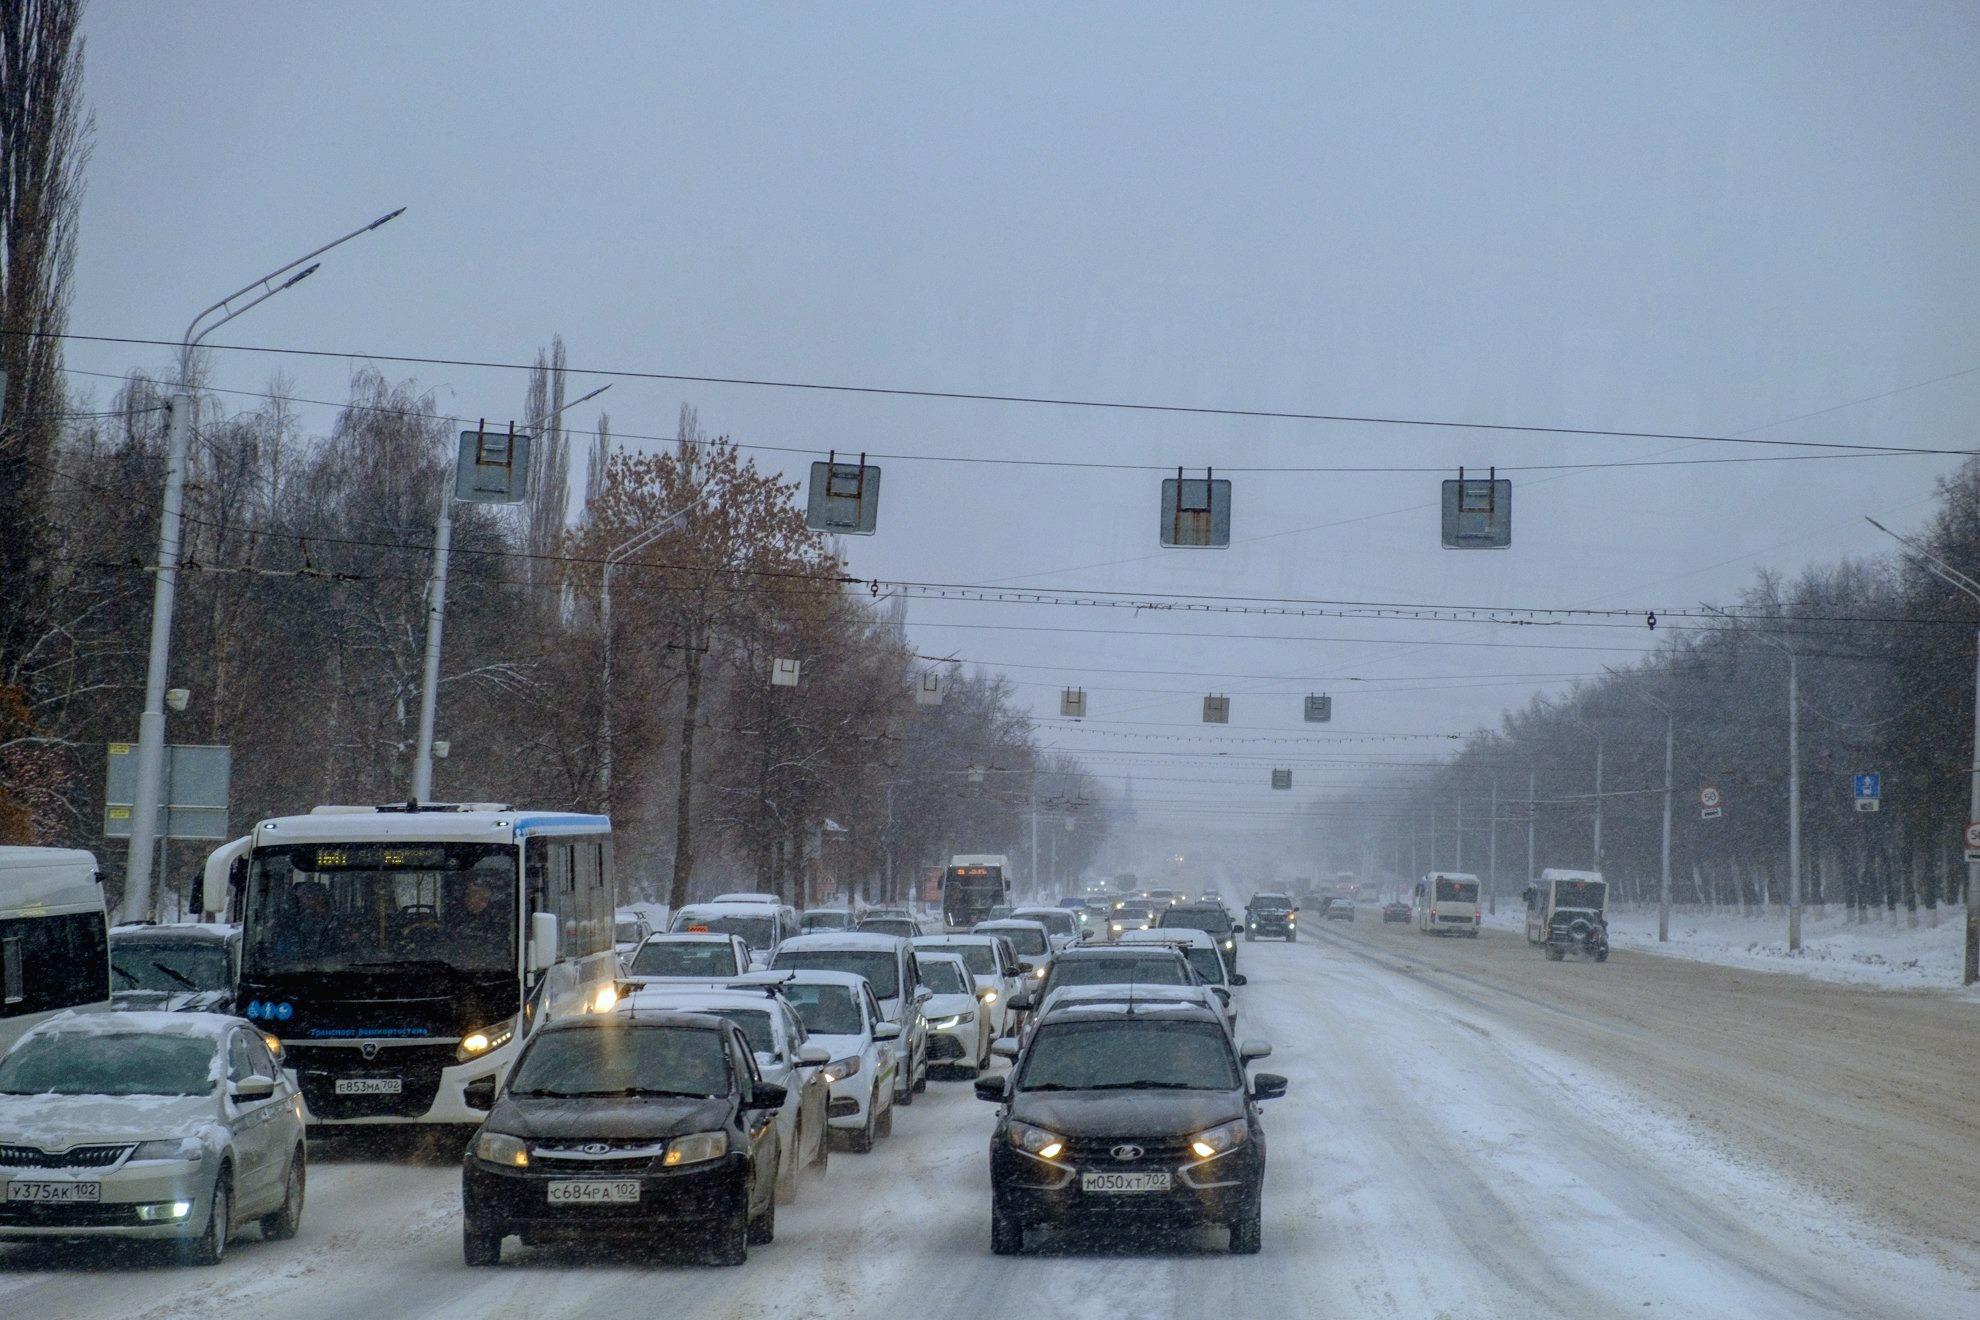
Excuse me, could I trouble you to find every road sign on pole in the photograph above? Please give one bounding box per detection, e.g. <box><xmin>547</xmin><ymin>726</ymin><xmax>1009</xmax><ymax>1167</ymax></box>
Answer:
<box><xmin>1699</xmin><ymin>784</ymin><xmax>1722</xmax><ymax>821</ymax></box>
<box><xmin>105</xmin><ymin>741</ymin><xmax>231</xmax><ymax>840</ymax></box>
<box><xmin>1270</xmin><ymin>769</ymin><xmax>1292</xmax><ymax>790</ymax></box>
<box><xmin>1853</xmin><ymin>771</ymin><xmax>1881</xmax><ymax>813</ymax></box>
<box><xmin>1965</xmin><ymin>822</ymin><xmax>1980</xmax><ymax>861</ymax></box>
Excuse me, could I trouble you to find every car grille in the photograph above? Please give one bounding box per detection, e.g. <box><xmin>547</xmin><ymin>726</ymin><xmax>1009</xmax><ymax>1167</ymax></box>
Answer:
<box><xmin>927</xmin><ymin>1034</ymin><xmax>966</xmax><ymax>1061</ymax></box>
<box><xmin>1062</xmin><ymin>1136</ymin><xmax>1194</xmax><ymax>1166</ymax></box>
<box><xmin>286</xmin><ymin>1041</ymin><xmax>458</xmax><ymax>1119</ymax></box>
<box><xmin>0</xmin><ymin>1143</ymin><xmax>132</xmax><ymax>1170</ymax></box>
<box><xmin>528</xmin><ymin>1141</ymin><xmax>668</xmax><ymax>1175</ymax></box>
<box><xmin>0</xmin><ymin>1202</ymin><xmax>149</xmax><ymax>1228</ymax></box>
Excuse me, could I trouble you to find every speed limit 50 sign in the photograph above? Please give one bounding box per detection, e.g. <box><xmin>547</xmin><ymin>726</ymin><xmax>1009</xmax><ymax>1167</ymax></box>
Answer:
<box><xmin>1964</xmin><ymin>822</ymin><xmax>1980</xmax><ymax>860</ymax></box>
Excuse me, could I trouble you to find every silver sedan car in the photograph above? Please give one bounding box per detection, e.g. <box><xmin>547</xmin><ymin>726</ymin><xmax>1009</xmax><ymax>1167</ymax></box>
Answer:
<box><xmin>0</xmin><ymin>1010</ymin><xmax>306</xmax><ymax>1264</ymax></box>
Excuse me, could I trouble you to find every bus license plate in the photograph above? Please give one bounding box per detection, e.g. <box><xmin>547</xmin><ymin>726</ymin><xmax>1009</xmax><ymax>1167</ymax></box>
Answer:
<box><xmin>7</xmin><ymin>1181</ymin><xmax>101</xmax><ymax>1203</ymax></box>
<box><xmin>334</xmin><ymin>1077</ymin><xmax>402</xmax><ymax>1095</ymax></box>
<box><xmin>548</xmin><ymin>1180</ymin><xmax>640</xmax><ymax>1205</ymax></box>
<box><xmin>1081</xmin><ymin>1170</ymin><xmax>1169</xmax><ymax>1194</ymax></box>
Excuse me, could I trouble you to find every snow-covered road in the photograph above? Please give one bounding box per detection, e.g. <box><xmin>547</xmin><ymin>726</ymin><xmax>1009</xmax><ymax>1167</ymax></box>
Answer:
<box><xmin>3</xmin><ymin>935</ymin><xmax>1972</xmax><ymax>1319</ymax></box>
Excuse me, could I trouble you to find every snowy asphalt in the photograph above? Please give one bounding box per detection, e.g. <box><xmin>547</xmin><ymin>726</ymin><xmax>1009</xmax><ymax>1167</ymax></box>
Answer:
<box><xmin>2</xmin><ymin>930</ymin><xmax>1973</xmax><ymax>1320</ymax></box>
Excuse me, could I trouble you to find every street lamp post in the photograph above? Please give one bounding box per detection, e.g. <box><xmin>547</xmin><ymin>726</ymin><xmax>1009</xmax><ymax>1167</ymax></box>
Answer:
<box><xmin>1705</xmin><ymin>604</ymin><xmax>1802</xmax><ymax>953</ymax></box>
<box><xmin>596</xmin><ymin>492</ymin><xmax>704</xmax><ymax>813</ymax></box>
<box><xmin>124</xmin><ymin>209</ymin><xmax>404</xmax><ymax>921</ymax></box>
<box><xmin>1866</xmin><ymin>516</ymin><xmax>1980</xmax><ymax>985</ymax></box>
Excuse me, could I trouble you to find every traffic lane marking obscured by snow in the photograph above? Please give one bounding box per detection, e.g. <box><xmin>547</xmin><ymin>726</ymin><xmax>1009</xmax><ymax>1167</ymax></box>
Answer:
<box><xmin>1304</xmin><ymin>918</ymin><xmax>1980</xmax><ymax>1283</ymax></box>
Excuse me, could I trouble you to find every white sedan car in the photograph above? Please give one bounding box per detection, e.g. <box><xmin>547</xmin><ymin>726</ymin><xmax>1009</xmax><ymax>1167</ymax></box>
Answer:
<box><xmin>0</xmin><ymin>1011</ymin><xmax>306</xmax><ymax>1265</ymax></box>
<box><xmin>618</xmin><ymin>987</ymin><xmax>830</xmax><ymax>1201</ymax></box>
<box><xmin>622</xmin><ymin>932</ymin><xmax>752</xmax><ymax>983</ymax></box>
<box><xmin>911</xmin><ymin>934</ymin><xmax>1025</xmax><ymax>1040</ymax></box>
<box><xmin>913</xmin><ymin>951</ymin><xmax>990</xmax><ymax>1074</ymax></box>
<box><xmin>775</xmin><ymin>971</ymin><xmax>899</xmax><ymax>1153</ymax></box>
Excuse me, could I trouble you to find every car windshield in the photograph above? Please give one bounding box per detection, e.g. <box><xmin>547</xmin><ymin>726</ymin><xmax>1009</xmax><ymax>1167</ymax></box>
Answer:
<box><xmin>1553</xmin><ymin>881</ymin><xmax>1606</xmax><ymax>909</ymax></box>
<box><xmin>800</xmin><ymin>912</ymin><xmax>851</xmax><ymax>931</ymax></box>
<box><xmin>242</xmin><ymin>842</ymin><xmax>517</xmax><ymax>975</ymax></box>
<box><xmin>508</xmin><ymin>1025</ymin><xmax>729</xmax><ymax>1098</ymax></box>
<box><xmin>1018</xmin><ymin>1019</ymin><xmax>1240</xmax><ymax>1092</ymax></box>
<box><xmin>613</xmin><ymin>921</ymin><xmax>644</xmax><ymax>944</ymax></box>
<box><xmin>783</xmin><ymin>984</ymin><xmax>862</xmax><ymax>1036</ymax></box>
<box><xmin>1160</xmin><ymin>908</ymin><xmax>1232</xmax><ymax>934</ymax></box>
<box><xmin>1014</xmin><ymin>911</ymin><xmax>1074</xmax><ymax>936</ymax></box>
<box><xmin>919</xmin><ymin>943</ymin><xmax>995</xmax><ymax>976</ymax></box>
<box><xmin>686</xmin><ymin>1008</ymin><xmax>775</xmax><ymax>1057</ymax></box>
<box><xmin>673</xmin><ymin>912</ymin><xmax>775</xmax><ymax>950</ymax></box>
<box><xmin>1434</xmin><ymin>878</ymin><xmax>1479</xmax><ymax>903</ymax></box>
<box><xmin>857</xmin><ymin>918</ymin><xmax>917</xmax><ymax>938</ymax></box>
<box><xmin>1045</xmin><ymin>956</ymin><xmax>1188</xmax><ymax>993</ymax></box>
<box><xmin>1251</xmin><ymin>897</ymin><xmax>1292</xmax><ymax>912</ymax></box>
<box><xmin>1182</xmin><ymin>948</ymin><xmax>1224</xmax><ymax>983</ymax></box>
<box><xmin>919</xmin><ymin>960</ymin><xmax>969</xmax><ymax>995</ymax></box>
<box><xmin>984</xmin><ymin>926</ymin><xmax>1047</xmax><ymax>956</ymax></box>
<box><xmin>108</xmin><ymin>938</ymin><xmax>230</xmax><ymax>993</ymax></box>
<box><xmin>0</xmin><ymin>1032</ymin><xmax>216</xmax><ymax>1098</ymax></box>
<box><xmin>630</xmin><ymin>941</ymin><xmax>740</xmax><ymax>978</ymax></box>
<box><xmin>773</xmin><ymin>950</ymin><xmax>899</xmax><ymax>1001</ymax></box>
<box><xmin>1115</xmin><ymin>905</ymin><xmax>1151</xmax><ymax>920</ymax></box>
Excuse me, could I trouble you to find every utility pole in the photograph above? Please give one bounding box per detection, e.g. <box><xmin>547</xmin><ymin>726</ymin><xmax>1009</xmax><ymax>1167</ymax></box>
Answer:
<box><xmin>1526</xmin><ymin>768</ymin><xmax>1536</xmax><ymax>889</ymax></box>
<box><xmin>1487</xmin><ymin>777</ymin><xmax>1498</xmax><ymax>915</ymax></box>
<box><xmin>1787</xmin><ymin>650</ymin><xmax>1802</xmax><ymax>951</ymax></box>
<box><xmin>1866</xmin><ymin>516</ymin><xmax>1980</xmax><ymax>984</ymax></box>
<box><xmin>1455</xmin><ymin>793</ymin><xmax>1464</xmax><ymax>870</ymax></box>
<box><xmin>1659</xmin><ymin>704</ymin><xmax>1674</xmax><ymax>941</ymax></box>
<box><xmin>126</xmin><ymin>208</ymin><xmax>403</xmax><ymax>922</ymax></box>
<box><xmin>1592</xmin><ymin>734</ymin><xmax>1605</xmax><ymax>874</ymax></box>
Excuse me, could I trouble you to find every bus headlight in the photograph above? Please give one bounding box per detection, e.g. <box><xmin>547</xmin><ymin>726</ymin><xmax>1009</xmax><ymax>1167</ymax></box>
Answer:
<box><xmin>456</xmin><ymin>1016</ymin><xmax>517</xmax><ymax>1062</ymax></box>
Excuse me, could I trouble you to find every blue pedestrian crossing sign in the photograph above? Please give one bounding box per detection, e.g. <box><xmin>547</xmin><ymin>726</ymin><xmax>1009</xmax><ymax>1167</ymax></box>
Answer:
<box><xmin>1853</xmin><ymin>772</ymin><xmax>1880</xmax><ymax>812</ymax></box>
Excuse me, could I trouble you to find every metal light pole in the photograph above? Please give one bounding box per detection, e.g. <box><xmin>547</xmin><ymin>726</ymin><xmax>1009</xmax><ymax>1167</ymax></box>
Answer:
<box><xmin>1866</xmin><ymin>516</ymin><xmax>1980</xmax><ymax>984</ymax></box>
<box><xmin>1527</xmin><ymin>768</ymin><xmax>1537</xmax><ymax>887</ymax></box>
<box><xmin>409</xmin><ymin>384</ymin><xmax>609</xmax><ymax>801</ymax></box>
<box><xmin>1487</xmin><ymin>777</ymin><xmax>1499</xmax><ymax>914</ymax></box>
<box><xmin>124</xmin><ymin>208</ymin><xmax>404</xmax><ymax>921</ymax></box>
<box><xmin>596</xmin><ymin>491</ymin><xmax>703</xmax><ymax>812</ymax></box>
<box><xmin>1704</xmin><ymin>604</ymin><xmax>1802</xmax><ymax>953</ymax></box>
<box><xmin>1455</xmin><ymin>793</ymin><xmax>1464</xmax><ymax>870</ymax></box>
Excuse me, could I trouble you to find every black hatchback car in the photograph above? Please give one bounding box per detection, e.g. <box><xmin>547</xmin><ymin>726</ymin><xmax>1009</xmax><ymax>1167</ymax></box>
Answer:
<box><xmin>977</xmin><ymin>998</ymin><xmax>1286</xmax><ymax>1254</ymax></box>
<box><xmin>1244</xmin><ymin>894</ymin><xmax>1297</xmax><ymax>941</ymax></box>
<box><xmin>461</xmin><ymin>1012</ymin><xmax>786</xmax><ymax>1266</ymax></box>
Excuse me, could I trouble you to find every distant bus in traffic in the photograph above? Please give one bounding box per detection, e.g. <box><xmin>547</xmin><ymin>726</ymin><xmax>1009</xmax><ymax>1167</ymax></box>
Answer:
<box><xmin>0</xmin><ymin>847</ymin><xmax>109</xmax><ymax>1055</ymax></box>
<box><xmin>205</xmin><ymin>802</ymin><xmax>618</xmax><ymax>1127</ymax></box>
<box><xmin>943</xmin><ymin>854</ymin><xmax>1011</xmax><ymax>930</ymax></box>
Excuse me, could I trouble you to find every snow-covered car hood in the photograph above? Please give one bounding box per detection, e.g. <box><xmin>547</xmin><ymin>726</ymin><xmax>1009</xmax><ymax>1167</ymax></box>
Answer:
<box><xmin>0</xmin><ymin>1091</ymin><xmax>219</xmax><ymax>1149</ymax></box>
<box><xmin>1009</xmin><ymin>1088</ymin><xmax>1244</xmax><ymax>1139</ymax></box>
<box><xmin>923</xmin><ymin>993</ymin><xmax>977</xmax><ymax>1021</ymax></box>
<box><xmin>802</xmin><ymin>1031</ymin><xmax>868</xmax><ymax>1059</ymax></box>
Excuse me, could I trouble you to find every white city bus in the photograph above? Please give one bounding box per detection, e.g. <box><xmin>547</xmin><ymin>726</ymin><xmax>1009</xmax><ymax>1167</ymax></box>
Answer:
<box><xmin>203</xmin><ymin>804</ymin><xmax>616</xmax><ymax>1126</ymax></box>
<box><xmin>1415</xmin><ymin>870</ymin><xmax>1482</xmax><ymax>937</ymax></box>
<box><xmin>0</xmin><ymin>847</ymin><xmax>110</xmax><ymax>1055</ymax></box>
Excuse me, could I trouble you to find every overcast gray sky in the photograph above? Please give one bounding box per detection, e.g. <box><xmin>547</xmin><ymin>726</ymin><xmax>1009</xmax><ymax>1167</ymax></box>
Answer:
<box><xmin>66</xmin><ymin>1</ymin><xmax>1980</xmax><ymax>843</ymax></box>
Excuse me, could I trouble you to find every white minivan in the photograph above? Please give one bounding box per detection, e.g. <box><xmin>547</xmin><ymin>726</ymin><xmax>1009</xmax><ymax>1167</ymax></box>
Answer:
<box><xmin>1415</xmin><ymin>871</ymin><xmax>1482</xmax><ymax>937</ymax></box>
<box><xmin>0</xmin><ymin>847</ymin><xmax>110</xmax><ymax>1055</ymax></box>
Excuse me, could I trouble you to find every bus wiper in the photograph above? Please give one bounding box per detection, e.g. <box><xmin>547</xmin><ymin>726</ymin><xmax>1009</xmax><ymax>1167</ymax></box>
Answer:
<box><xmin>151</xmin><ymin>962</ymin><xmax>201</xmax><ymax>992</ymax></box>
<box><xmin>110</xmin><ymin>962</ymin><xmax>140</xmax><ymax>988</ymax></box>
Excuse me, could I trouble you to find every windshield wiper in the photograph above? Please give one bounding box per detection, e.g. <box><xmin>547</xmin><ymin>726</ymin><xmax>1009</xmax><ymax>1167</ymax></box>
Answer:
<box><xmin>1084</xmin><ymin>1080</ymin><xmax>1202</xmax><ymax>1090</ymax></box>
<box><xmin>150</xmin><ymin>962</ymin><xmax>201</xmax><ymax>992</ymax></box>
<box><xmin>582</xmin><ymin>1086</ymin><xmax>713</xmax><ymax>1099</ymax></box>
<box><xmin>110</xmin><ymin>962</ymin><xmax>140</xmax><ymax>988</ymax></box>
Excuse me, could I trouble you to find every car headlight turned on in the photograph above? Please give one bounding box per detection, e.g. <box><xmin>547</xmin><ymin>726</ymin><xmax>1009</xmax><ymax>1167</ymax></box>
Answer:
<box><xmin>823</xmin><ymin>1055</ymin><xmax>861</xmax><ymax>1084</ymax></box>
<box><xmin>588</xmin><ymin>983</ymin><xmax>620</xmax><ymax>1013</ymax></box>
<box><xmin>662</xmin><ymin>1131</ymin><xmax>729</xmax><ymax>1167</ymax></box>
<box><xmin>1188</xmin><ymin>1118</ymin><xmax>1249</xmax><ymax>1160</ymax></box>
<box><xmin>135</xmin><ymin>1200</ymin><xmax>194</xmax><ymax>1221</ymax></box>
<box><xmin>1007</xmin><ymin>1120</ymin><xmax>1065</xmax><ymax>1161</ymax></box>
<box><xmin>932</xmin><ymin>1013</ymin><xmax>974</xmax><ymax>1030</ymax></box>
<box><xmin>456</xmin><ymin>1015</ymin><xmax>518</xmax><ymax>1062</ymax></box>
<box><xmin>130</xmin><ymin>1137</ymin><xmax>204</xmax><ymax>1162</ymax></box>
<box><xmin>977</xmin><ymin>988</ymin><xmax>998</xmax><ymax>1005</ymax></box>
<box><xmin>1222</xmin><ymin>939</ymin><xmax>1235</xmax><ymax>950</ymax></box>
<box><xmin>474</xmin><ymin>1131</ymin><xmax>529</xmax><ymax>1167</ymax></box>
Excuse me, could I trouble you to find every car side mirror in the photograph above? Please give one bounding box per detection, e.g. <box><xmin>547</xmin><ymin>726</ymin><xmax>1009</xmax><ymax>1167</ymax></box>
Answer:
<box><xmin>745</xmin><ymin>1082</ymin><xmax>788</xmax><ymax>1111</ymax></box>
<box><xmin>1017</xmin><ymin>962</ymin><xmax>1036</xmax><ymax>976</ymax></box>
<box><xmin>1229</xmin><ymin>973</ymin><xmax>1247</xmax><ymax>987</ymax></box>
<box><xmin>872</xmin><ymin>1022</ymin><xmax>902</xmax><ymax>1042</ymax></box>
<box><xmin>974</xmin><ymin>1074</ymin><xmax>1008</xmax><ymax>1102</ymax></box>
<box><xmin>528</xmin><ymin>912</ymin><xmax>559</xmax><ymax>973</ymax></box>
<box><xmin>1212</xmin><ymin>986</ymin><xmax>1231</xmax><ymax>1002</ymax></box>
<box><xmin>1238</xmin><ymin>1040</ymin><xmax>1272</xmax><ymax>1064</ymax></box>
<box><xmin>1250</xmin><ymin>1072</ymin><xmax>1288</xmax><ymax>1101</ymax></box>
<box><xmin>1007</xmin><ymin>993</ymin><xmax>1035</xmax><ymax>1013</ymax></box>
<box><xmin>914</xmin><ymin>986</ymin><xmax>934</xmax><ymax>1004</ymax></box>
<box><xmin>230</xmin><ymin>1076</ymin><xmax>277</xmax><ymax>1101</ymax></box>
<box><xmin>990</xmin><ymin>1039</ymin><xmax>1019</xmax><ymax>1060</ymax></box>
<box><xmin>796</xmin><ymin>1044</ymin><xmax>830</xmax><ymax>1066</ymax></box>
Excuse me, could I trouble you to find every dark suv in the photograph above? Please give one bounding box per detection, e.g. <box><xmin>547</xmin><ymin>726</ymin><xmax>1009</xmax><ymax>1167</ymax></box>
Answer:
<box><xmin>461</xmin><ymin>1012</ymin><xmax>786</xmax><ymax>1266</ymax></box>
<box><xmin>1244</xmin><ymin>893</ymin><xmax>1297</xmax><ymax>942</ymax></box>
<box><xmin>976</xmin><ymin>997</ymin><xmax>1286</xmax><ymax>1254</ymax></box>
<box><xmin>1156</xmin><ymin>903</ymin><xmax>1240</xmax><ymax>974</ymax></box>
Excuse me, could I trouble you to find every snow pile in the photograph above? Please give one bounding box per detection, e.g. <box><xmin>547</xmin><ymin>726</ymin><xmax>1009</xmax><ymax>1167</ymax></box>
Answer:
<box><xmin>1485</xmin><ymin>904</ymin><xmax>1971</xmax><ymax>990</ymax></box>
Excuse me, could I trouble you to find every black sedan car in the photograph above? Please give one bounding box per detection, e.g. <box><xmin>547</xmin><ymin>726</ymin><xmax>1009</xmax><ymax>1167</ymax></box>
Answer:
<box><xmin>1382</xmin><ymin>900</ymin><xmax>1413</xmax><ymax>923</ymax></box>
<box><xmin>462</xmin><ymin>1012</ymin><xmax>786</xmax><ymax>1266</ymax></box>
<box><xmin>1243</xmin><ymin>894</ymin><xmax>1297</xmax><ymax>941</ymax></box>
<box><xmin>976</xmin><ymin>996</ymin><xmax>1286</xmax><ymax>1254</ymax></box>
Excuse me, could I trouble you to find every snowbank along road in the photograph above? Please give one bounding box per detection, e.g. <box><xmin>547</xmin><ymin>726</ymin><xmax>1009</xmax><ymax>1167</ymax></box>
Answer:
<box><xmin>1</xmin><ymin>928</ymin><xmax>1973</xmax><ymax>1320</ymax></box>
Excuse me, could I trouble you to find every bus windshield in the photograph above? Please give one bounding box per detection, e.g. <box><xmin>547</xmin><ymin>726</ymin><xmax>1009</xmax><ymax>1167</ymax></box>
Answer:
<box><xmin>242</xmin><ymin>843</ymin><xmax>517</xmax><ymax>976</ymax></box>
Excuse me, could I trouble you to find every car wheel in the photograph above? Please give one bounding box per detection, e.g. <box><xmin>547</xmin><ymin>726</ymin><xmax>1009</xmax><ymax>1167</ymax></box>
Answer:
<box><xmin>1595</xmin><ymin>948</ymin><xmax>1609</xmax><ymax>962</ymax></box>
<box><xmin>912</xmin><ymin>1053</ymin><xmax>929</xmax><ymax>1093</ymax></box>
<box><xmin>1228</xmin><ymin>1200</ymin><xmax>1263</xmax><ymax>1254</ymax></box>
<box><xmin>876</xmin><ymin>1091</ymin><xmax>895</xmax><ymax>1138</ymax></box>
<box><xmin>182</xmin><ymin>1167</ymin><xmax>230</xmax><ymax>1266</ymax></box>
<box><xmin>462</xmin><ymin>1217</ymin><xmax>503</xmax><ymax>1267</ymax></box>
<box><xmin>709</xmin><ymin>1204</ymin><xmax>750</xmax><ymax>1266</ymax></box>
<box><xmin>1244</xmin><ymin>930</ymin><xmax>1255</xmax><ymax>943</ymax></box>
<box><xmin>848</xmin><ymin>1098</ymin><xmax>877</xmax><ymax>1153</ymax></box>
<box><xmin>749</xmin><ymin>1182</ymin><xmax>777</xmax><ymax>1245</ymax></box>
<box><xmin>990</xmin><ymin>1203</ymin><xmax>1025</xmax><ymax>1256</ymax></box>
<box><xmin>896</xmin><ymin>1067</ymin><xmax>915</xmax><ymax>1105</ymax></box>
<box><xmin>259</xmin><ymin>1145</ymin><xmax>306</xmax><ymax>1240</ymax></box>
<box><xmin>777</xmin><ymin>1127</ymin><xmax>802</xmax><ymax>1205</ymax></box>
<box><xmin>811</xmin><ymin>1122</ymin><xmax>830</xmax><ymax>1173</ymax></box>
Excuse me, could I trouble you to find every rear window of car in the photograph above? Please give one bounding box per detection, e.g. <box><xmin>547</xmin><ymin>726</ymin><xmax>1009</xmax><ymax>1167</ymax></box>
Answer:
<box><xmin>918</xmin><ymin>942</ymin><xmax>995</xmax><ymax>975</ymax></box>
<box><xmin>1434</xmin><ymin>878</ymin><xmax>1479</xmax><ymax>903</ymax></box>
<box><xmin>631</xmin><ymin>941</ymin><xmax>740</xmax><ymax>978</ymax></box>
<box><xmin>1159</xmin><ymin>908</ymin><xmax>1232</xmax><ymax>934</ymax></box>
<box><xmin>982</xmin><ymin>926</ymin><xmax>1047</xmax><ymax>957</ymax></box>
<box><xmin>1045</xmin><ymin>956</ymin><xmax>1187</xmax><ymax>993</ymax></box>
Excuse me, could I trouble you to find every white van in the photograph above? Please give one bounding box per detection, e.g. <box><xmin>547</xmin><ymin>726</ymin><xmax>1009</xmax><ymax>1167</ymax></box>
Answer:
<box><xmin>670</xmin><ymin>901</ymin><xmax>790</xmax><ymax>969</ymax></box>
<box><xmin>1525</xmin><ymin>869</ymin><xmax>1608</xmax><ymax>943</ymax></box>
<box><xmin>1415</xmin><ymin>871</ymin><xmax>1482</xmax><ymax>937</ymax></box>
<box><xmin>0</xmin><ymin>847</ymin><xmax>110</xmax><ymax>1054</ymax></box>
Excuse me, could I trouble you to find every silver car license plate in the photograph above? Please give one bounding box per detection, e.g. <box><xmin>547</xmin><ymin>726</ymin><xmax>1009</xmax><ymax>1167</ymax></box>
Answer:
<box><xmin>1080</xmin><ymin>1170</ymin><xmax>1170</xmax><ymax>1193</ymax></box>
<box><xmin>7</xmin><ymin>1181</ymin><xmax>102</xmax><ymax>1203</ymax></box>
<box><xmin>334</xmin><ymin>1077</ymin><xmax>402</xmax><ymax>1095</ymax></box>
<box><xmin>548</xmin><ymin>1180</ymin><xmax>640</xmax><ymax>1204</ymax></box>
